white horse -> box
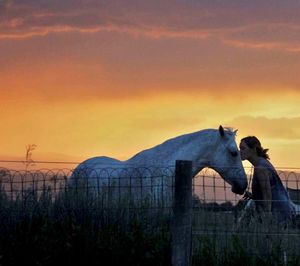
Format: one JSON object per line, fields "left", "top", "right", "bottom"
{"left": 70, "top": 126, "right": 247, "bottom": 202}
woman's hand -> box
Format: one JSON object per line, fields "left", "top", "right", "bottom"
{"left": 243, "top": 191, "right": 252, "bottom": 200}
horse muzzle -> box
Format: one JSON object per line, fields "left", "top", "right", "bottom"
{"left": 231, "top": 185, "right": 246, "bottom": 195}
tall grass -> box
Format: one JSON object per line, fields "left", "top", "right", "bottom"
{"left": 192, "top": 201, "right": 300, "bottom": 266}
{"left": 1, "top": 172, "right": 300, "bottom": 265}
{"left": 0, "top": 180, "right": 171, "bottom": 266}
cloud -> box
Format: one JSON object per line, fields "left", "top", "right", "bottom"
{"left": 228, "top": 116, "right": 300, "bottom": 140}
{"left": 1, "top": 1, "right": 300, "bottom": 102}
{"left": 223, "top": 23, "right": 300, "bottom": 53}
{"left": 1, "top": 0, "right": 300, "bottom": 52}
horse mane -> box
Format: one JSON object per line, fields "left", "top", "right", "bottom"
{"left": 127, "top": 127, "right": 237, "bottom": 163}
{"left": 128, "top": 128, "right": 216, "bottom": 162}
{"left": 223, "top": 127, "right": 237, "bottom": 136}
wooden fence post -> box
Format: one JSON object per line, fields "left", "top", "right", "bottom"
{"left": 172, "top": 160, "right": 193, "bottom": 266}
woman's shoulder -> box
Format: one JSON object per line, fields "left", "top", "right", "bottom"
{"left": 254, "top": 158, "right": 277, "bottom": 177}
{"left": 255, "top": 158, "right": 279, "bottom": 182}
{"left": 256, "top": 158, "right": 274, "bottom": 169}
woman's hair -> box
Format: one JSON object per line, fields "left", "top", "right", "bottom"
{"left": 241, "top": 136, "right": 270, "bottom": 160}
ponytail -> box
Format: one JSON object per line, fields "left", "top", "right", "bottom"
{"left": 241, "top": 136, "right": 270, "bottom": 160}
{"left": 255, "top": 147, "right": 270, "bottom": 160}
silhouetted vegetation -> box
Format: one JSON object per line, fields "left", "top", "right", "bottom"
{"left": 0, "top": 176, "right": 299, "bottom": 265}
{"left": 0, "top": 182, "right": 171, "bottom": 266}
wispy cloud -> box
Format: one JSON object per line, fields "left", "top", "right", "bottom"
{"left": 1, "top": 0, "right": 300, "bottom": 52}
{"left": 223, "top": 23, "right": 300, "bottom": 53}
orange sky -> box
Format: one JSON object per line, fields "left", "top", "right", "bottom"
{"left": 1, "top": 0, "right": 300, "bottom": 169}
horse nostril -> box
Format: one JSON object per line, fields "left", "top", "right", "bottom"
{"left": 230, "top": 151, "right": 238, "bottom": 157}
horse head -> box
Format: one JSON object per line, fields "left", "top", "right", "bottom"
{"left": 208, "top": 125, "right": 247, "bottom": 195}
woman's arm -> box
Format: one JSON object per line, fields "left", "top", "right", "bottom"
{"left": 256, "top": 167, "right": 272, "bottom": 212}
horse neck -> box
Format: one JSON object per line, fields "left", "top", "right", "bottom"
{"left": 193, "top": 134, "right": 219, "bottom": 176}
{"left": 170, "top": 130, "right": 217, "bottom": 169}
{"left": 127, "top": 129, "right": 217, "bottom": 169}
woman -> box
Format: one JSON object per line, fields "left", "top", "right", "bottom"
{"left": 239, "top": 136, "right": 293, "bottom": 222}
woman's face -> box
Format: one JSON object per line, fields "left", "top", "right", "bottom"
{"left": 239, "top": 140, "right": 255, "bottom": 161}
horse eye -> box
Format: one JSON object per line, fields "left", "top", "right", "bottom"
{"left": 230, "top": 151, "right": 238, "bottom": 157}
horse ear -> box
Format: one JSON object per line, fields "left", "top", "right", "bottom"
{"left": 219, "top": 125, "right": 225, "bottom": 137}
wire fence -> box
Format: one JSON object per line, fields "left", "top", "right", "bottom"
{"left": 0, "top": 162, "right": 176, "bottom": 265}
{"left": 192, "top": 167, "right": 300, "bottom": 265}
{"left": 0, "top": 161, "right": 300, "bottom": 265}
{"left": 0, "top": 166, "right": 175, "bottom": 207}
{"left": 1, "top": 164, "right": 299, "bottom": 202}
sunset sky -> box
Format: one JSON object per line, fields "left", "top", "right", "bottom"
{"left": 1, "top": 0, "right": 300, "bottom": 169}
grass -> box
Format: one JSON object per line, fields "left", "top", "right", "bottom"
{"left": 0, "top": 174, "right": 300, "bottom": 265}
{"left": 192, "top": 202, "right": 300, "bottom": 266}
{"left": 0, "top": 182, "right": 171, "bottom": 266}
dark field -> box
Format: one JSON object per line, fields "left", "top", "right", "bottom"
{"left": 0, "top": 168, "right": 300, "bottom": 265}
